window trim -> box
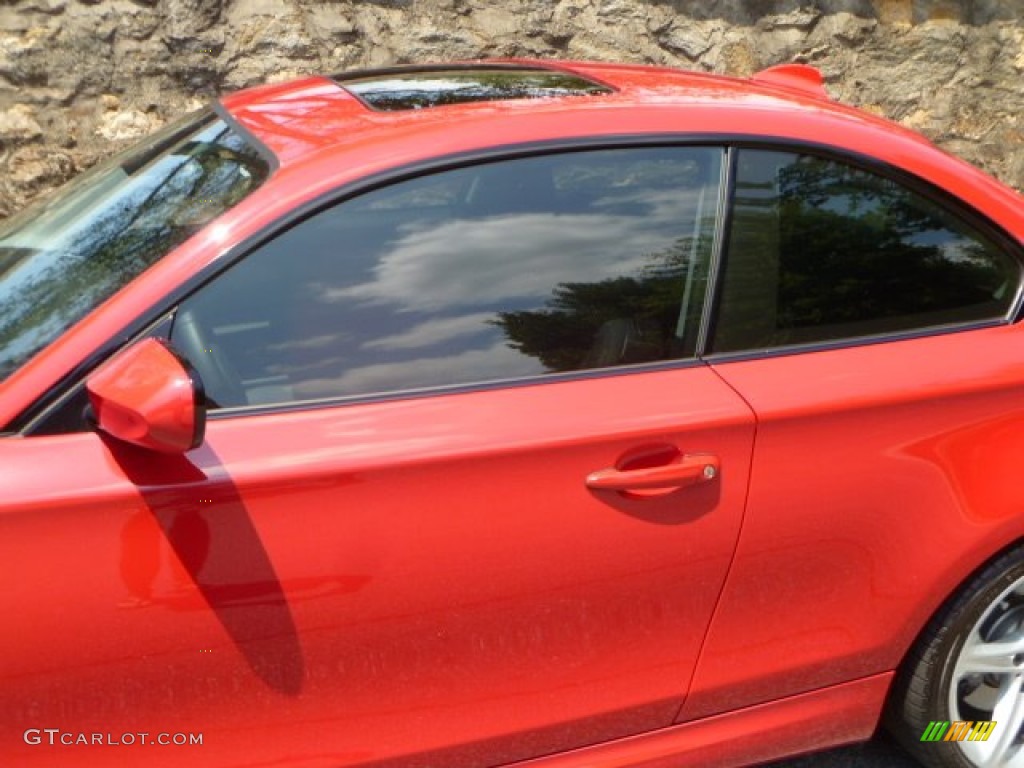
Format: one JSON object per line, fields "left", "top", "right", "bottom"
{"left": 14, "top": 134, "right": 1024, "bottom": 434}
{"left": 211, "top": 101, "right": 280, "bottom": 174}
{"left": 694, "top": 146, "right": 737, "bottom": 357}
{"left": 191, "top": 358, "right": 714, "bottom": 421}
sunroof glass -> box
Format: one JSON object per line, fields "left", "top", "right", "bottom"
{"left": 337, "top": 67, "right": 613, "bottom": 111}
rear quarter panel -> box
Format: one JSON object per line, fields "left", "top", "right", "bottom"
{"left": 682, "top": 323, "right": 1024, "bottom": 719}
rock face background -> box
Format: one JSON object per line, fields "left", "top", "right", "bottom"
{"left": 1, "top": 0, "right": 1023, "bottom": 217}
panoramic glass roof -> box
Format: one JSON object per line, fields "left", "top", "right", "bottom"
{"left": 334, "top": 65, "right": 613, "bottom": 112}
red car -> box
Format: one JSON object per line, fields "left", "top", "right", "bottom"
{"left": 3, "top": 59, "right": 1024, "bottom": 768}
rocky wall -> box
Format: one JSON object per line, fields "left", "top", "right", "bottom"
{"left": 1, "top": 0, "right": 1023, "bottom": 217}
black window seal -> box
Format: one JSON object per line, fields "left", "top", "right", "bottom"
{"left": 694, "top": 146, "right": 737, "bottom": 358}
{"left": 703, "top": 318, "right": 1007, "bottom": 365}
{"left": 211, "top": 100, "right": 280, "bottom": 174}
{"left": 330, "top": 61, "right": 618, "bottom": 92}
{"left": 183, "top": 357, "right": 713, "bottom": 423}
{"left": 12, "top": 133, "right": 1024, "bottom": 434}
{"left": 330, "top": 61, "right": 569, "bottom": 81}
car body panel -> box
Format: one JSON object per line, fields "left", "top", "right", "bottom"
{"left": 682, "top": 323, "right": 1024, "bottom": 721}
{"left": 511, "top": 672, "right": 892, "bottom": 768}
{"left": 0, "top": 365, "right": 755, "bottom": 766}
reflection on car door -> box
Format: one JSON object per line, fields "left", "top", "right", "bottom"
{"left": 0, "top": 369, "right": 755, "bottom": 766}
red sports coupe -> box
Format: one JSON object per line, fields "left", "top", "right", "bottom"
{"left": 3, "top": 59, "right": 1024, "bottom": 768}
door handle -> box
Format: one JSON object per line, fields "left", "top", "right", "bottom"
{"left": 585, "top": 453, "right": 719, "bottom": 492}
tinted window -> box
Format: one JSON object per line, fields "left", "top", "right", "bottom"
{"left": 712, "top": 150, "right": 1020, "bottom": 353}
{"left": 173, "top": 147, "right": 723, "bottom": 408}
{"left": 338, "top": 67, "right": 611, "bottom": 111}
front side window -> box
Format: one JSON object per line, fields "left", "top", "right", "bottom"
{"left": 0, "top": 111, "right": 270, "bottom": 382}
{"left": 711, "top": 150, "right": 1020, "bottom": 353}
{"left": 172, "top": 147, "right": 723, "bottom": 408}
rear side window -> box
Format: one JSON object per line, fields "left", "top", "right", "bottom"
{"left": 173, "top": 147, "right": 723, "bottom": 408}
{"left": 711, "top": 150, "right": 1020, "bottom": 354}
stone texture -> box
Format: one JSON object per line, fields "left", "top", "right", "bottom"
{"left": 0, "top": 103, "right": 41, "bottom": 140}
{"left": 0, "top": 0, "right": 1023, "bottom": 216}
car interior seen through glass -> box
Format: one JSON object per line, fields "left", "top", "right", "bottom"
{"left": 172, "top": 147, "right": 723, "bottom": 409}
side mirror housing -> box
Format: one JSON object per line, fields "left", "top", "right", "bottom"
{"left": 85, "top": 338, "right": 206, "bottom": 454}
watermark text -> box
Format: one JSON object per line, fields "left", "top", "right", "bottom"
{"left": 24, "top": 729, "right": 203, "bottom": 747}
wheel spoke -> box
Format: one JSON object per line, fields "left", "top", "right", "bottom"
{"left": 944, "top": 576, "right": 1024, "bottom": 766}
{"left": 980, "top": 674, "right": 1024, "bottom": 767}
{"left": 957, "top": 637, "right": 1024, "bottom": 677}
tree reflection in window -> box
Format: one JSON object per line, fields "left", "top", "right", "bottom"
{"left": 712, "top": 151, "right": 1018, "bottom": 353}
{"left": 493, "top": 235, "right": 712, "bottom": 372}
{"left": 0, "top": 115, "right": 269, "bottom": 380}
{"left": 173, "top": 147, "right": 722, "bottom": 408}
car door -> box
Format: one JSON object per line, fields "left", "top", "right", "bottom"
{"left": 1, "top": 145, "right": 756, "bottom": 767}
{"left": 681, "top": 147, "right": 1024, "bottom": 722}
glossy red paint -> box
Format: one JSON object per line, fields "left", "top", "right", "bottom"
{"left": 751, "top": 62, "right": 829, "bottom": 99}
{"left": 1, "top": 366, "right": 754, "bottom": 766}
{"left": 4, "top": 59, "right": 1024, "bottom": 768}
{"left": 86, "top": 338, "right": 205, "bottom": 453}
{"left": 511, "top": 673, "right": 893, "bottom": 768}
{"left": 683, "top": 323, "right": 1024, "bottom": 721}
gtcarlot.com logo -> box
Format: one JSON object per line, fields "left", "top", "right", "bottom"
{"left": 920, "top": 720, "right": 997, "bottom": 742}
{"left": 24, "top": 729, "right": 203, "bottom": 747}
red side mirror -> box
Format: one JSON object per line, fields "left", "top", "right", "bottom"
{"left": 85, "top": 338, "right": 206, "bottom": 454}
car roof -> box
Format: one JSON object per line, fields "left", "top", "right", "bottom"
{"left": 219, "top": 58, "right": 932, "bottom": 169}
{"left": 216, "top": 58, "right": 1024, "bottom": 249}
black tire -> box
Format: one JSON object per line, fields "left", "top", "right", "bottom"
{"left": 886, "top": 544, "right": 1024, "bottom": 768}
